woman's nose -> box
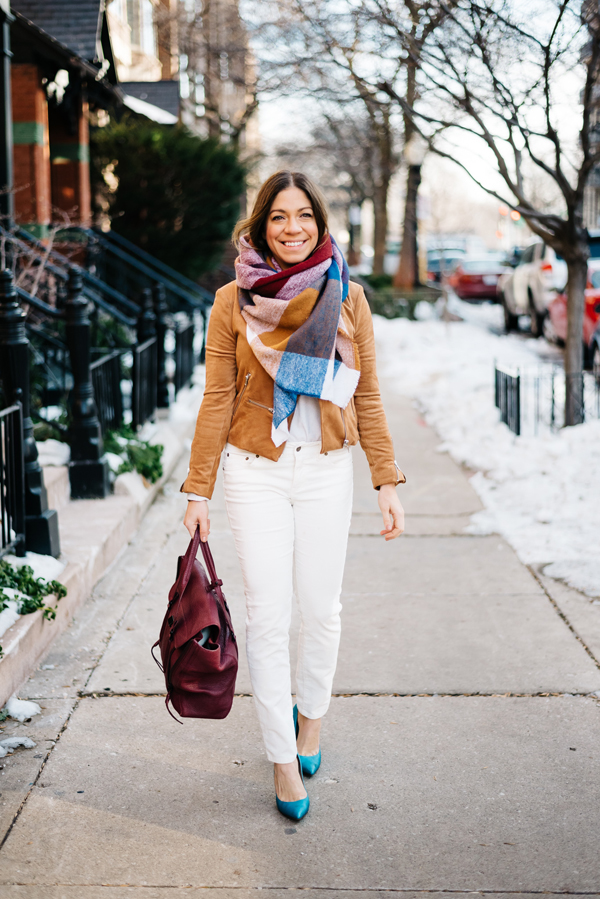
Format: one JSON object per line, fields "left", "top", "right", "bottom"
{"left": 284, "top": 218, "right": 303, "bottom": 234}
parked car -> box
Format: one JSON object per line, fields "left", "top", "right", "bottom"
{"left": 497, "top": 241, "right": 568, "bottom": 336}
{"left": 448, "top": 257, "right": 508, "bottom": 300}
{"left": 503, "top": 246, "right": 524, "bottom": 268}
{"left": 594, "top": 330, "right": 600, "bottom": 382}
{"left": 547, "top": 261, "right": 600, "bottom": 368}
{"left": 426, "top": 249, "right": 466, "bottom": 282}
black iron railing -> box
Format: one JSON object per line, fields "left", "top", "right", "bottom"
{"left": 495, "top": 364, "right": 600, "bottom": 436}
{"left": 56, "top": 226, "right": 211, "bottom": 317}
{"left": 0, "top": 403, "right": 25, "bottom": 558}
{"left": 495, "top": 366, "right": 521, "bottom": 436}
{"left": 132, "top": 337, "right": 157, "bottom": 430}
{"left": 90, "top": 350, "right": 124, "bottom": 435}
{"left": 174, "top": 318, "right": 195, "bottom": 394}
{"left": 27, "top": 325, "right": 72, "bottom": 407}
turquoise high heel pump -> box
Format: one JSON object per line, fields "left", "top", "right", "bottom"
{"left": 293, "top": 704, "right": 322, "bottom": 777}
{"left": 275, "top": 756, "right": 310, "bottom": 821}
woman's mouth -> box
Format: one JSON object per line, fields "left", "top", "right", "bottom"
{"left": 281, "top": 240, "right": 307, "bottom": 248}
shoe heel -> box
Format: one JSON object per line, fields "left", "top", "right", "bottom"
{"left": 293, "top": 704, "right": 321, "bottom": 777}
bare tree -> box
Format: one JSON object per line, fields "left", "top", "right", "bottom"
{"left": 267, "top": 0, "right": 458, "bottom": 285}
{"left": 274, "top": 107, "right": 397, "bottom": 269}
{"left": 158, "top": 0, "right": 258, "bottom": 145}
{"left": 252, "top": 1, "right": 402, "bottom": 275}
{"left": 373, "top": 0, "right": 600, "bottom": 425}
{"left": 314, "top": 105, "right": 397, "bottom": 275}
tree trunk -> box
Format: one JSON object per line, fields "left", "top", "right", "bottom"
{"left": 372, "top": 181, "right": 389, "bottom": 277}
{"left": 394, "top": 54, "right": 418, "bottom": 290}
{"left": 394, "top": 163, "right": 421, "bottom": 289}
{"left": 564, "top": 252, "right": 588, "bottom": 426}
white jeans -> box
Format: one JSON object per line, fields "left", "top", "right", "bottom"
{"left": 223, "top": 441, "right": 353, "bottom": 763}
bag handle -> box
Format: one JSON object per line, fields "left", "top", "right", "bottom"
{"left": 176, "top": 525, "right": 202, "bottom": 597}
{"left": 199, "top": 539, "right": 223, "bottom": 591}
{"left": 176, "top": 527, "right": 223, "bottom": 599}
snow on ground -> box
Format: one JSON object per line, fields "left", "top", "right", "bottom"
{"left": 375, "top": 298, "right": 600, "bottom": 598}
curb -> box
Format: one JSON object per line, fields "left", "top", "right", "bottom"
{"left": 0, "top": 379, "right": 202, "bottom": 707}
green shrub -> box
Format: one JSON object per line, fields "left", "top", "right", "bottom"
{"left": 362, "top": 273, "right": 394, "bottom": 290}
{"left": 91, "top": 119, "right": 246, "bottom": 279}
{"left": 104, "top": 426, "right": 164, "bottom": 484}
{"left": 0, "top": 560, "right": 67, "bottom": 657}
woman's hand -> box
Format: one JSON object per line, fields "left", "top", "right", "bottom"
{"left": 183, "top": 500, "right": 210, "bottom": 542}
{"left": 378, "top": 484, "right": 405, "bottom": 541}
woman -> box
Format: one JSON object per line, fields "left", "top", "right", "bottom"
{"left": 182, "top": 171, "right": 405, "bottom": 821}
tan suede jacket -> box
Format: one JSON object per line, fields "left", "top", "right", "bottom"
{"left": 181, "top": 279, "right": 405, "bottom": 498}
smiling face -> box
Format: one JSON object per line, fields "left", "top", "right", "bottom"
{"left": 264, "top": 187, "right": 320, "bottom": 270}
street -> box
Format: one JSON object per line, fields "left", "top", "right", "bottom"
{"left": 1, "top": 376, "right": 600, "bottom": 894}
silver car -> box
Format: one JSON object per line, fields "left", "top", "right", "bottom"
{"left": 497, "top": 242, "right": 568, "bottom": 336}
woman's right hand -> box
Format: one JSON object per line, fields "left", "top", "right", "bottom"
{"left": 184, "top": 500, "right": 210, "bottom": 542}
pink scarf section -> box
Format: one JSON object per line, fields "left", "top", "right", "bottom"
{"left": 235, "top": 236, "right": 339, "bottom": 299}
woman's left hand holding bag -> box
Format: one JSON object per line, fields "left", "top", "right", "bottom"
{"left": 378, "top": 484, "right": 405, "bottom": 541}
{"left": 184, "top": 500, "right": 210, "bottom": 542}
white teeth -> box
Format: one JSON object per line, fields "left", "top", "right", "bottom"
{"left": 283, "top": 241, "right": 304, "bottom": 247}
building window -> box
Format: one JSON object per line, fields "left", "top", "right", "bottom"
{"left": 140, "top": 0, "right": 156, "bottom": 55}
{"left": 127, "top": 0, "right": 157, "bottom": 55}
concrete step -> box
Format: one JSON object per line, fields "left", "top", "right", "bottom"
{"left": 42, "top": 465, "right": 70, "bottom": 511}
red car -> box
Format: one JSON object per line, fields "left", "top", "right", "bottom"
{"left": 448, "top": 258, "right": 508, "bottom": 300}
{"left": 547, "top": 263, "right": 600, "bottom": 366}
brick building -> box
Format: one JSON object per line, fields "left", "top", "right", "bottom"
{"left": 8, "top": 1, "right": 121, "bottom": 233}
{"left": 6, "top": 0, "right": 180, "bottom": 235}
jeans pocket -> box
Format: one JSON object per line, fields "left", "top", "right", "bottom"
{"left": 223, "top": 447, "right": 259, "bottom": 473}
{"left": 325, "top": 447, "right": 352, "bottom": 466}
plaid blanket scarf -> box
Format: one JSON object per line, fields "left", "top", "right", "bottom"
{"left": 235, "top": 234, "right": 360, "bottom": 447}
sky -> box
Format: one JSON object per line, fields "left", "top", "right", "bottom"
{"left": 251, "top": 1, "right": 588, "bottom": 250}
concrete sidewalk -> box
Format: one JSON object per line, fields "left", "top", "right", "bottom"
{"left": 1, "top": 377, "right": 600, "bottom": 895}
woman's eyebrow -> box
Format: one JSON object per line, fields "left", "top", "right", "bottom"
{"left": 270, "top": 206, "right": 313, "bottom": 214}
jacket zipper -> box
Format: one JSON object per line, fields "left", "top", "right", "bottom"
{"left": 341, "top": 409, "right": 349, "bottom": 447}
{"left": 232, "top": 373, "right": 251, "bottom": 415}
{"left": 248, "top": 398, "right": 274, "bottom": 413}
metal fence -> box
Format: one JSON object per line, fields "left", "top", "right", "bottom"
{"left": 90, "top": 350, "right": 124, "bottom": 435}
{"left": 28, "top": 327, "right": 72, "bottom": 406}
{"left": 174, "top": 318, "right": 195, "bottom": 394}
{"left": 132, "top": 337, "right": 157, "bottom": 430}
{"left": 0, "top": 403, "right": 25, "bottom": 558}
{"left": 495, "top": 367, "right": 521, "bottom": 436}
{"left": 495, "top": 364, "right": 600, "bottom": 436}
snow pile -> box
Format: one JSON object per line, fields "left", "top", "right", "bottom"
{"left": 3, "top": 552, "right": 65, "bottom": 582}
{"left": 0, "top": 737, "right": 37, "bottom": 758}
{"left": 374, "top": 303, "right": 600, "bottom": 597}
{"left": 37, "top": 439, "right": 70, "bottom": 467}
{"left": 3, "top": 696, "right": 42, "bottom": 722}
{"left": 0, "top": 600, "right": 20, "bottom": 639}
{"left": 0, "top": 553, "right": 66, "bottom": 640}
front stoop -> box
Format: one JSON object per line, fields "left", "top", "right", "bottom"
{"left": 0, "top": 382, "right": 201, "bottom": 707}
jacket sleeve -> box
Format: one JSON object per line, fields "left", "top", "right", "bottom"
{"left": 180, "top": 287, "right": 237, "bottom": 498}
{"left": 352, "top": 286, "right": 406, "bottom": 489}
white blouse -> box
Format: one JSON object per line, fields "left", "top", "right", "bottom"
{"left": 187, "top": 394, "right": 322, "bottom": 503}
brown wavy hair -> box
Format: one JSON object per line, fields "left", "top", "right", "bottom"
{"left": 233, "top": 171, "right": 329, "bottom": 256}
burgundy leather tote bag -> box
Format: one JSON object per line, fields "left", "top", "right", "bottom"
{"left": 152, "top": 527, "right": 238, "bottom": 721}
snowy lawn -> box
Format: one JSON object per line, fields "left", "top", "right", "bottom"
{"left": 374, "top": 298, "right": 600, "bottom": 598}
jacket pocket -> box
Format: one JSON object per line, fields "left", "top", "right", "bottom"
{"left": 248, "top": 398, "right": 274, "bottom": 413}
{"left": 232, "top": 373, "right": 251, "bottom": 417}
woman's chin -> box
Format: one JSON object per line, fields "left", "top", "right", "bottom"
{"left": 277, "top": 248, "right": 315, "bottom": 267}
